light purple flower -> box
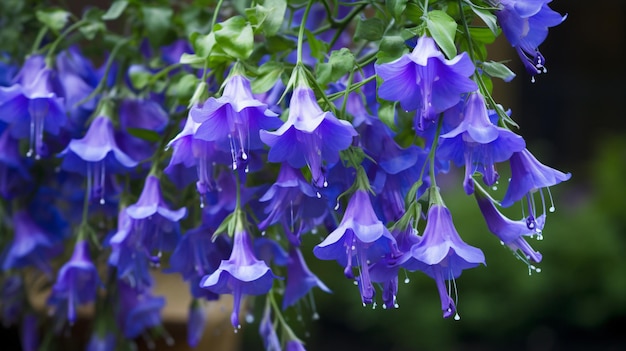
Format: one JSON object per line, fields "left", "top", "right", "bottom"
{"left": 285, "top": 340, "right": 307, "bottom": 351}
{"left": 406, "top": 205, "right": 485, "bottom": 318}
{"left": 116, "top": 281, "right": 165, "bottom": 339}
{"left": 48, "top": 240, "right": 100, "bottom": 324}
{"left": 494, "top": 0, "right": 566, "bottom": 77}
{"left": 314, "top": 190, "right": 397, "bottom": 305}
{"left": 59, "top": 115, "right": 138, "bottom": 204}
{"left": 375, "top": 35, "right": 477, "bottom": 130}
{"left": 200, "top": 226, "right": 276, "bottom": 329}
{"left": 438, "top": 93, "right": 525, "bottom": 194}
{"left": 260, "top": 86, "right": 357, "bottom": 188}
{"left": 191, "top": 74, "right": 281, "bottom": 170}
{"left": 475, "top": 185, "right": 543, "bottom": 264}
{"left": 259, "top": 303, "right": 280, "bottom": 351}
{"left": 283, "top": 248, "right": 330, "bottom": 309}
{"left": 187, "top": 299, "right": 207, "bottom": 347}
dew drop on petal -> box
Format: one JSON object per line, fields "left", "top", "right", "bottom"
{"left": 404, "top": 278, "right": 410, "bottom": 284}
{"left": 549, "top": 206, "right": 555, "bottom": 213}
{"left": 454, "top": 313, "right": 461, "bottom": 321}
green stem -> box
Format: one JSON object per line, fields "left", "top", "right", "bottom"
{"left": 44, "top": 19, "right": 87, "bottom": 60}
{"left": 31, "top": 27, "right": 49, "bottom": 54}
{"left": 457, "top": 0, "right": 475, "bottom": 62}
{"left": 428, "top": 115, "right": 443, "bottom": 189}
{"left": 210, "top": 0, "right": 225, "bottom": 31}
{"left": 296, "top": 0, "right": 315, "bottom": 65}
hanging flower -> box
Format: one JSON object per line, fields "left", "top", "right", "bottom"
{"left": 282, "top": 247, "right": 330, "bottom": 309}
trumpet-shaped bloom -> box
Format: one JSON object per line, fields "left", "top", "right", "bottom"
{"left": 406, "top": 205, "right": 485, "bottom": 318}
{"left": 116, "top": 281, "right": 165, "bottom": 339}
{"left": 283, "top": 248, "right": 330, "bottom": 309}
{"left": 59, "top": 116, "right": 138, "bottom": 204}
{"left": 0, "top": 55, "right": 66, "bottom": 159}
{"left": 0, "top": 128, "right": 31, "bottom": 198}
{"left": 48, "top": 240, "right": 100, "bottom": 324}
{"left": 439, "top": 93, "right": 525, "bottom": 194}
{"left": 191, "top": 74, "right": 281, "bottom": 170}
{"left": 494, "top": 0, "right": 566, "bottom": 77}
{"left": 314, "top": 190, "right": 396, "bottom": 305}
{"left": 375, "top": 35, "right": 477, "bottom": 130}
{"left": 475, "top": 186, "right": 543, "bottom": 264}
{"left": 260, "top": 86, "right": 357, "bottom": 188}
{"left": 200, "top": 228, "right": 276, "bottom": 329}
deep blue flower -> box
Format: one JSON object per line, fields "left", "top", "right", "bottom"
{"left": 314, "top": 190, "right": 397, "bottom": 305}
{"left": 0, "top": 56, "right": 17, "bottom": 87}
{"left": 0, "top": 55, "right": 66, "bottom": 159}
{"left": 405, "top": 204, "right": 485, "bottom": 318}
{"left": 191, "top": 74, "right": 281, "bottom": 170}
{"left": 494, "top": 0, "right": 566, "bottom": 77}
{"left": 438, "top": 93, "right": 525, "bottom": 194}
{"left": 48, "top": 240, "right": 100, "bottom": 324}
{"left": 375, "top": 35, "right": 477, "bottom": 130}
{"left": 200, "top": 225, "right": 276, "bottom": 329}
{"left": 187, "top": 299, "right": 208, "bottom": 347}
{"left": 475, "top": 184, "right": 543, "bottom": 265}
{"left": 283, "top": 247, "right": 330, "bottom": 309}
{"left": 86, "top": 332, "right": 116, "bottom": 351}
{"left": 2, "top": 210, "right": 59, "bottom": 276}
{"left": 59, "top": 115, "right": 138, "bottom": 204}
{"left": 116, "top": 281, "right": 165, "bottom": 339}
{"left": 260, "top": 85, "right": 357, "bottom": 188}
{"left": 285, "top": 340, "right": 307, "bottom": 351}
{"left": 108, "top": 211, "right": 153, "bottom": 289}
{"left": 259, "top": 303, "right": 281, "bottom": 351}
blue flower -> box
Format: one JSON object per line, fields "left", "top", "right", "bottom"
{"left": 406, "top": 204, "right": 485, "bottom": 318}
{"left": 48, "top": 240, "right": 100, "bottom": 324}
{"left": 283, "top": 247, "right": 330, "bottom": 309}
{"left": 191, "top": 74, "right": 281, "bottom": 170}
{"left": 200, "top": 225, "right": 276, "bottom": 329}
{"left": 187, "top": 299, "right": 208, "bottom": 347}
{"left": 116, "top": 281, "right": 165, "bottom": 339}
{"left": 375, "top": 35, "right": 477, "bottom": 130}
{"left": 438, "top": 93, "right": 525, "bottom": 194}
{"left": 59, "top": 115, "right": 138, "bottom": 204}
{"left": 0, "top": 128, "right": 31, "bottom": 199}
{"left": 494, "top": 0, "right": 566, "bottom": 77}
{"left": 314, "top": 190, "right": 396, "bottom": 305}
{"left": 474, "top": 184, "right": 543, "bottom": 265}
{"left": 259, "top": 303, "right": 281, "bottom": 351}
{"left": 260, "top": 85, "right": 357, "bottom": 188}
{"left": 0, "top": 55, "right": 66, "bottom": 159}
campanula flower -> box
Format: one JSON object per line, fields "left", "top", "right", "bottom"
{"left": 406, "top": 203, "right": 485, "bottom": 318}
{"left": 0, "top": 128, "right": 31, "bottom": 198}
{"left": 0, "top": 55, "right": 66, "bottom": 159}
{"left": 187, "top": 299, "right": 208, "bottom": 347}
{"left": 116, "top": 281, "right": 165, "bottom": 339}
{"left": 48, "top": 240, "right": 100, "bottom": 324}
{"left": 200, "top": 221, "right": 276, "bottom": 329}
{"left": 375, "top": 35, "right": 477, "bottom": 130}
{"left": 191, "top": 74, "right": 281, "bottom": 170}
{"left": 493, "top": 0, "right": 566, "bottom": 77}
{"left": 438, "top": 93, "right": 525, "bottom": 194}
{"left": 259, "top": 303, "right": 281, "bottom": 351}
{"left": 283, "top": 248, "right": 330, "bottom": 309}
{"left": 260, "top": 85, "right": 357, "bottom": 188}
{"left": 59, "top": 115, "right": 138, "bottom": 204}
{"left": 314, "top": 190, "right": 397, "bottom": 305}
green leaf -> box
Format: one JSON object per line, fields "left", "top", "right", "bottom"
{"left": 315, "top": 48, "right": 355, "bottom": 85}
{"left": 179, "top": 52, "right": 205, "bottom": 65}
{"left": 265, "top": 35, "right": 297, "bottom": 54}
{"left": 142, "top": 6, "right": 173, "bottom": 46}
{"left": 482, "top": 61, "right": 516, "bottom": 82}
{"left": 102, "top": 0, "right": 128, "bottom": 21}
{"left": 377, "top": 101, "right": 397, "bottom": 131}
{"left": 167, "top": 73, "right": 199, "bottom": 99}
{"left": 257, "top": 0, "right": 287, "bottom": 37}
{"left": 36, "top": 9, "right": 70, "bottom": 33}
{"left": 354, "top": 17, "right": 385, "bottom": 41}
{"left": 126, "top": 128, "right": 161, "bottom": 142}
{"left": 190, "top": 31, "right": 216, "bottom": 58}
{"left": 214, "top": 16, "right": 254, "bottom": 60}
{"left": 469, "top": 27, "right": 497, "bottom": 44}
{"left": 467, "top": 4, "right": 498, "bottom": 35}
{"left": 251, "top": 61, "right": 283, "bottom": 94}
{"left": 79, "top": 20, "right": 105, "bottom": 40}
{"left": 386, "top": 0, "right": 408, "bottom": 21}
{"left": 305, "top": 29, "right": 328, "bottom": 62}
{"left": 377, "top": 35, "right": 407, "bottom": 62}
{"left": 426, "top": 10, "right": 458, "bottom": 59}
{"left": 129, "top": 69, "right": 151, "bottom": 90}
{"left": 405, "top": 2, "right": 424, "bottom": 23}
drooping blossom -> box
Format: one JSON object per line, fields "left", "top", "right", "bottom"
{"left": 375, "top": 35, "right": 477, "bottom": 130}
{"left": 405, "top": 204, "right": 485, "bottom": 318}
{"left": 285, "top": 340, "right": 307, "bottom": 351}
{"left": 0, "top": 55, "right": 66, "bottom": 159}
{"left": 259, "top": 303, "right": 281, "bottom": 351}
{"left": 191, "top": 74, "right": 281, "bottom": 171}
{"left": 314, "top": 190, "right": 397, "bottom": 305}
{"left": 474, "top": 183, "right": 543, "bottom": 265}
{"left": 260, "top": 84, "right": 357, "bottom": 188}
{"left": 283, "top": 248, "right": 330, "bottom": 310}
{"left": 59, "top": 115, "right": 138, "bottom": 204}
{"left": 0, "top": 128, "right": 31, "bottom": 198}
{"left": 187, "top": 299, "right": 208, "bottom": 347}
{"left": 48, "top": 240, "right": 100, "bottom": 324}
{"left": 115, "top": 281, "right": 165, "bottom": 339}
{"left": 116, "top": 98, "right": 170, "bottom": 163}
{"left": 200, "top": 218, "right": 276, "bottom": 329}
{"left": 493, "top": 0, "right": 566, "bottom": 77}
{"left": 108, "top": 210, "right": 153, "bottom": 290}
{"left": 438, "top": 92, "right": 525, "bottom": 194}
{"left": 500, "top": 148, "right": 571, "bottom": 230}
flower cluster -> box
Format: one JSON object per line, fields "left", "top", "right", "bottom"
{"left": 0, "top": 1, "right": 568, "bottom": 350}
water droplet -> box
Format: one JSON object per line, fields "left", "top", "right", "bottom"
{"left": 549, "top": 206, "right": 555, "bottom": 213}
{"left": 404, "top": 278, "right": 410, "bottom": 284}
{"left": 323, "top": 180, "right": 328, "bottom": 188}
{"left": 241, "top": 152, "right": 248, "bottom": 160}
{"left": 372, "top": 302, "right": 377, "bottom": 309}
{"left": 353, "top": 281, "right": 358, "bottom": 286}
{"left": 537, "top": 234, "right": 543, "bottom": 241}
{"left": 100, "top": 198, "right": 105, "bottom": 205}
{"left": 316, "top": 192, "right": 321, "bottom": 199}
{"left": 245, "top": 314, "right": 254, "bottom": 323}
{"left": 536, "top": 268, "right": 542, "bottom": 273}
{"left": 454, "top": 313, "right": 461, "bottom": 321}
{"left": 492, "top": 186, "right": 498, "bottom": 191}
{"left": 261, "top": 231, "right": 266, "bottom": 236}
{"left": 531, "top": 76, "right": 536, "bottom": 83}
{"left": 382, "top": 304, "right": 387, "bottom": 309}
{"left": 312, "top": 312, "right": 320, "bottom": 320}
{"left": 394, "top": 303, "right": 399, "bottom": 309}
{"left": 334, "top": 202, "right": 340, "bottom": 211}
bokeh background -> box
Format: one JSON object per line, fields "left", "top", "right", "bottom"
{"left": 2, "top": 1, "right": 625, "bottom": 350}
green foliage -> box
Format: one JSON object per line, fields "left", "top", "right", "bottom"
{"left": 35, "top": 8, "right": 70, "bottom": 33}
{"left": 426, "top": 10, "right": 458, "bottom": 59}
{"left": 213, "top": 16, "right": 254, "bottom": 60}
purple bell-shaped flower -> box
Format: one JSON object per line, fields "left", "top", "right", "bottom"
{"left": 282, "top": 247, "right": 330, "bottom": 309}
